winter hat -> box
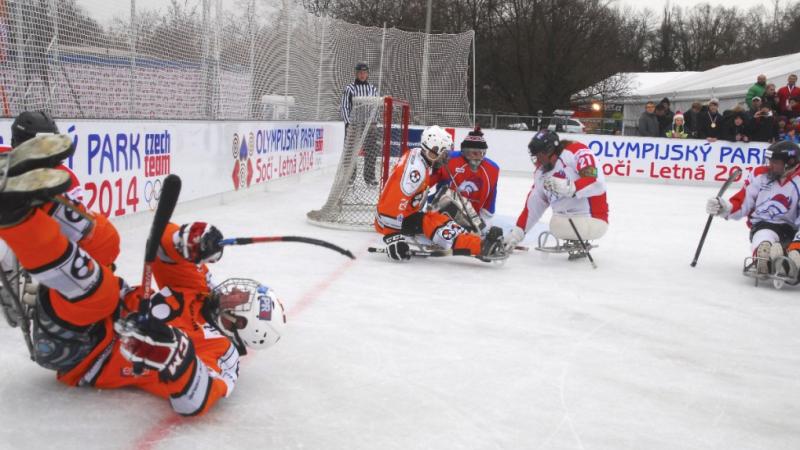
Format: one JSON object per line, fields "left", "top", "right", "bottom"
{"left": 673, "top": 111, "right": 684, "bottom": 123}
{"left": 461, "top": 126, "right": 487, "bottom": 150}
{"left": 752, "top": 96, "right": 762, "bottom": 102}
{"left": 709, "top": 98, "right": 720, "bottom": 106}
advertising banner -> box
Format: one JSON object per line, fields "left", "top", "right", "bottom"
{"left": 0, "top": 119, "right": 344, "bottom": 218}
{"left": 450, "top": 128, "right": 770, "bottom": 184}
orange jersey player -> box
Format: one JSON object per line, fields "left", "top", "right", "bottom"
{"left": 374, "top": 125, "right": 506, "bottom": 262}
{"left": 0, "top": 151, "right": 281, "bottom": 416}
{"left": 9, "top": 111, "right": 120, "bottom": 267}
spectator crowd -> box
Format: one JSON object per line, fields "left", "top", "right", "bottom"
{"left": 637, "top": 73, "right": 800, "bottom": 143}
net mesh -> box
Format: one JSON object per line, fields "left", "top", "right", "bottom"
{"left": 0, "top": 0, "right": 473, "bottom": 126}
{"left": 307, "top": 96, "right": 409, "bottom": 230}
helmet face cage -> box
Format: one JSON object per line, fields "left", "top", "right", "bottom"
{"left": 420, "top": 126, "right": 453, "bottom": 165}
{"left": 462, "top": 148, "right": 486, "bottom": 169}
{"left": 765, "top": 142, "right": 799, "bottom": 180}
{"left": 528, "top": 130, "right": 560, "bottom": 171}
{"left": 212, "top": 278, "right": 285, "bottom": 350}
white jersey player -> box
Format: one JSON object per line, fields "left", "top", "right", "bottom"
{"left": 506, "top": 130, "right": 609, "bottom": 250}
{"left": 707, "top": 140, "right": 800, "bottom": 274}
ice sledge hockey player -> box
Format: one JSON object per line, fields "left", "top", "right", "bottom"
{"left": 4, "top": 111, "right": 120, "bottom": 267}
{"left": 706, "top": 141, "right": 800, "bottom": 279}
{"left": 0, "top": 143, "right": 283, "bottom": 416}
{"left": 429, "top": 126, "right": 499, "bottom": 235}
{"left": 505, "top": 130, "right": 609, "bottom": 259}
{"left": 152, "top": 220, "right": 285, "bottom": 355}
{"left": 374, "top": 125, "right": 507, "bottom": 261}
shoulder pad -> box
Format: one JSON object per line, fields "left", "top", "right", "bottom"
{"left": 563, "top": 141, "right": 589, "bottom": 154}
{"left": 753, "top": 166, "right": 770, "bottom": 177}
{"left": 400, "top": 149, "right": 428, "bottom": 196}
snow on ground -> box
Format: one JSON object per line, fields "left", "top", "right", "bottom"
{"left": 1, "top": 173, "right": 799, "bottom": 450}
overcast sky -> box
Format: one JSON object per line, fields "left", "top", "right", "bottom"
{"left": 75, "top": 0, "right": 782, "bottom": 25}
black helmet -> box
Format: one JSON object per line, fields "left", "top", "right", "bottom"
{"left": 354, "top": 62, "right": 369, "bottom": 72}
{"left": 765, "top": 140, "right": 800, "bottom": 180}
{"left": 528, "top": 130, "right": 562, "bottom": 171}
{"left": 11, "top": 111, "right": 59, "bottom": 147}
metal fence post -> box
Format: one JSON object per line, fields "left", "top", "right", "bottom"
{"left": 284, "top": 1, "right": 291, "bottom": 120}
{"left": 129, "top": 0, "right": 136, "bottom": 118}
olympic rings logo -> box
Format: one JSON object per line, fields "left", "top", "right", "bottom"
{"left": 144, "top": 178, "right": 162, "bottom": 209}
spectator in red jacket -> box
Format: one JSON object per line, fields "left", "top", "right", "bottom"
{"left": 777, "top": 74, "right": 800, "bottom": 115}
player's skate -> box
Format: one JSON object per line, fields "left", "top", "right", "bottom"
{"left": 478, "top": 226, "right": 509, "bottom": 263}
{"left": 742, "top": 242, "right": 799, "bottom": 288}
{"left": 0, "top": 168, "right": 72, "bottom": 225}
{"left": 535, "top": 231, "right": 596, "bottom": 260}
{"left": 0, "top": 134, "right": 74, "bottom": 185}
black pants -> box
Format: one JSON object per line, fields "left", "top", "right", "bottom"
{"left": 345, "top": 123, "right": 380, "bottom": 184}
{"left": 750, "top": 221, "right": 796, "bottom": 245}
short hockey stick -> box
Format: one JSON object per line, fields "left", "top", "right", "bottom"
{"left": 690, "top": 168, "right": 742, "bottom": 267}
{"left": 0, "top": 263, "right": 35, "bottom": 361}
{"left": 220, "top": 236, "right": 355, "bottom": 260}
{"left": 441, "top": 163, "right": 486, "bottom": 234}
{"left": 368, "top": 246, "right": 474, "bottom": 258}
{"left": 125, "top": 174, "right": 181, "bottom": 375}
{"left": 568, "top": 218, "right": 597, "bottom": 269}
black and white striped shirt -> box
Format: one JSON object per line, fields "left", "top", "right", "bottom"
{"left": 340, "top": 80, "right": 379, "bottom": 124}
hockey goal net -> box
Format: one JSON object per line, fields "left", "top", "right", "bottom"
{"left": 307, "top": 96, "right": 410, "bottom": 230}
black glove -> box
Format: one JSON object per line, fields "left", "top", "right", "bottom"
{"left": 114, "top": 312, "right": 196, "bottom": 381}
{"left": 383, "top": 233, "right": 411, "bottom": 261}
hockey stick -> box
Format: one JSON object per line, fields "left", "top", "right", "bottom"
{"left": 368, "top": 246, "right": 471, "bottom": 258}
{"left": 690, "top": 168, "right": 742, "bottom": 267}
{"left": 219, "top": 236, "right": 355, "bottom": 260}
{"left": 0, "top": 262, "right": 35, "bottom": 361}
{"left": 568, "top": 218, "right": 597, "bottom": 269}
{"left": 141, "top": 174, "right": 182, "bottom": 302}
{"left": 440, "top": 163, "right": 486, "bottom": 234}
{"left": 130, "top": 174, "right": 180, "bottom": 375}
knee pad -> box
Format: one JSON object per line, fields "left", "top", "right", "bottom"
{"left": 430, "top": 220, "right": 465, "bottom": 250}
{"left": 32, "top": 287, "right": 102, "bottom": 372}
{"left": 47, "top": 200, "right": 94, "bottom": 244}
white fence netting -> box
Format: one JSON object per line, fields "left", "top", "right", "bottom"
{"left": 2, "top": 0, "right": 473, "bottom": 126}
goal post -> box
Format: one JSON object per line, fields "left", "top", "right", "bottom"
{"left": 307, "top": 96, "right": 410, "bottom": 230}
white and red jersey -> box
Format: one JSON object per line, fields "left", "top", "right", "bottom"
{"left": 515, "top": 142, "right": 608, "bottom": 233}
{"left": 725, "top": 166, "right": 800, "bottom": 228}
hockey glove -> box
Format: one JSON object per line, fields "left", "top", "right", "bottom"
{"left": 178, "top": 222, "right": 224, "bottom": 264}
{"left": 705, "top": 197, "right": 732, "bottom": 216}
{"left": 115, "top": 312, "right": 196, "bottom": 381}
{"left": 505, "top": 226, "right": 525, "bottom": 251}
{"left": 383, "top": 233, "right": 411, "bottom": 261}
{"left": 543, "top": 176, "right": 576, "bottom": 198}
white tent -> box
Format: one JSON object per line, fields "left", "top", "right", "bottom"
{"left": 616, "top": 51, "right": 800, "bottom": 132}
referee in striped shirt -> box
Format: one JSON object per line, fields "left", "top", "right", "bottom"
{"left": 341, "top": 62, "right": 380, "bottom": 185}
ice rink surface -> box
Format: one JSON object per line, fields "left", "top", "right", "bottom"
{"left": 1, "top": 173, "right": 799, "bottom": 450}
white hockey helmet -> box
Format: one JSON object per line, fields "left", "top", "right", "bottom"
{"left": 212, "top": 278, "right": 287, "bottom": 350}
{"left": 420, "top": 125, "right": 453, "bottom": 165}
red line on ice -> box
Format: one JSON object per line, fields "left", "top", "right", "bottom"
{"left": 132, "top": 249, "right": 361, "bottom": 450}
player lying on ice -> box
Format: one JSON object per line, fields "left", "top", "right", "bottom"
{"left": 706, "top": 141, "right": 800, "bottom": 285}
{"left": 373, "top": 125, "right": 507, "bottom": 262}
{"left": 505, "top": 130, "right": 609, "bottom": 260}
{"left": 427, "top": 126, "right": 499, "bottom": 236}
{"left": 0, "top": 138, "right": 284, "bottom": 416}
{"left": 1, "top": 111, "right": 121, "bottom": 269}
